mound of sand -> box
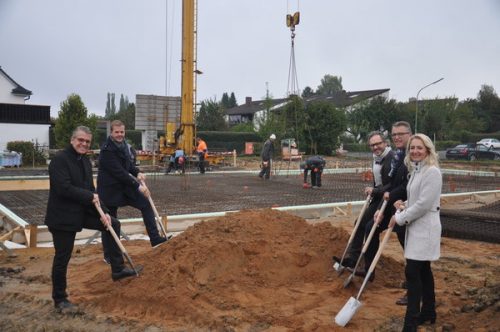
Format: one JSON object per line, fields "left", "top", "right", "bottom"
{"left": 71, "top": 209, "right": 403, "bottom": 331}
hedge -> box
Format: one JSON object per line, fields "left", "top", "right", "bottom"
{"left": 6, "top": 141, "right": 46, "bottom": 166}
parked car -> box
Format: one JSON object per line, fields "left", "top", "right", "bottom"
{"left": 476, "top": 138, "right": 500, "bottom": 149}
{"left": 446, "top": 143, "right": 500, "bottom": 161}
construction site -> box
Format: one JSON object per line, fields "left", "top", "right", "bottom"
{"left": 1, "top": 0, "right": 499, "bottom": 331}
{"left": 0, "top": 157, "right": 499, "bottom": 331}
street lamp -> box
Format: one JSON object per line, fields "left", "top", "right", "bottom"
{"left": 415, "top": 77, "right": 444, "bottom": 133}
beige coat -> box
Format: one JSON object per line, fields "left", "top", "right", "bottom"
{"left": 395, "top": 163, "right": 441, "bottom": 261}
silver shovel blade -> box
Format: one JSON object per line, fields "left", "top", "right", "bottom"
{"left": 334, "top": 296, "right": 362, "bottom": 327}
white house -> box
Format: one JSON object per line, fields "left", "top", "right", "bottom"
{"left": 0, "top": 66, "right": 51, "bottom": 151}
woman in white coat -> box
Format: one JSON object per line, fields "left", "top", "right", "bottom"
{"left": 389, "top": 134, "right": 441, "bottom": 332}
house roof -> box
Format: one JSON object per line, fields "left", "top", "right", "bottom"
{"left": 225, "top": 98, "right": 289, "bottom": 115}
{"left": 225, "top": 89, "right": 390, "bottom": 116}
{"left": 0, "top": 66, "right": 32, "bottom": 97}
{"left": 303, "top": 89, "right": 390, "bottom": 107}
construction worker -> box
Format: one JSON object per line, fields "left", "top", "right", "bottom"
{"left": 165, "top": 148, "right": 185, "bottom": 174}
{"left": 301, "top": 155, "right": 326, "bottom": 188}
{"left": 258, "top": 134, "right": 276, "bottom": 179}
{"left": 196, "top": 137, "right": 208, "bottom": 174}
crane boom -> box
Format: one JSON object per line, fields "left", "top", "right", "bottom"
{"left": 180, "top": 0, "right": 196, "bottom": 155}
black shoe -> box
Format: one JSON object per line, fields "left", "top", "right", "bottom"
{"left": 396, "top": 294, "right": 408, "bottom": 305}
{"left": 55, "top": 300, "right": 79, "bottom": 314}
{"left": 151, "top": 235, "right": 172, "bottom": 248}
{"left": 112, "top": 267, "right": 139, "bottom": 281}
{"left": 354, "top": 270, "right": 375, "bottom": 282}
{"left": 103, "top": 256, "right": 111, "bottom": 265}
{"left": 417, "top": 312, "right": 436, "bottom": 325}
{"left": 332, "top": 255, "right": 356, "bottom": 268}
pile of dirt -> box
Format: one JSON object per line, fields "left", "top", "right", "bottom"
{"left": 71, "top": 209, "right": 402, "bottom": 331}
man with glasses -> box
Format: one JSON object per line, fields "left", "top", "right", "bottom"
{"left": 45, "top": 126, "right": 137, "bottom": 313}
{"left": 359, "top": 121, "right": 412, "bottom": 304}
{"left": 332, "top": 131, "right": 393, "bottom": 268}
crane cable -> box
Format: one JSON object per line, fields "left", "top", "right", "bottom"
{"left": 286, "top": 1, "right": 301, "bottom": 155}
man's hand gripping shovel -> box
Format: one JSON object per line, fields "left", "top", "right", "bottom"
{"left": 333, "top": 194, "right": 371, "bottom": 275}
{"left": 94, "top": 200, "right": 141, "bottom": 276}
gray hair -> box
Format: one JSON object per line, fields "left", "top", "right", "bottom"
{"left": 392, "top": 121, "right": 412, "bottom": 135}
{"left": 367, "top": 131, "right": 386, "bottom": 143}
{"left": 71, "top": 126, "right": 92, "bottom": 138}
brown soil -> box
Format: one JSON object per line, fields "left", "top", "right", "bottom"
{"left": 1, "top": 209, "right": 499, "bottom": 332}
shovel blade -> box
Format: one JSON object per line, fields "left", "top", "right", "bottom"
{"left": 343, "top": 273, "right": 354, "bottom": 288}
{"left": 333, "top": 262, "right": 346, "bottom": 276}
{"left": 334, "top": 296, "right": 362, "bottom": 327}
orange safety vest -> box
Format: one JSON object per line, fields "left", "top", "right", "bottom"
{"left": 197, "top": 139, "right": 208, "bottom": 157}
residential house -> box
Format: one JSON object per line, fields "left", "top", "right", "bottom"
{"left": 225, "top": 89, "right": 390, "bottom": 129}
{"left": 0, "top": 66, "right": 51, "bottom": 151}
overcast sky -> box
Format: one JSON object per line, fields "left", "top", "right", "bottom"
{"left": 1, "top": 0, "right": 499, "bottom": 117}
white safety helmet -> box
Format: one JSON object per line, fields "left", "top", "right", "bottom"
{"left": 270, "top": 134, "right": 276, "bottom": 140}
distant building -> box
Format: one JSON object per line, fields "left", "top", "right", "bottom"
{"left": 225, "top": 89, "right": 390, "bottom": 129}
{"left": 0, "top": 66, "right": 51, "bottom": 151}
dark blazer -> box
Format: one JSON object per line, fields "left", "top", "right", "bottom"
{"left": 379, "top": 150, "right": 409, "bottom": 217}
{"left": 371, "top": 150, "right": 394, "bottom": 200}
{"left": 45, "top": 146, "right": 97, "bottom": 232}
{"left": 261, "top": 139, "right": 274, "bottom": 161}
{"left": 97, "top": 136, "right": 141, "bottom": 207}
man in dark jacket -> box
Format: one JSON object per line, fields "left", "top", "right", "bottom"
{"left": 97, "top": 120, "right": 167, "bottom": 248}
{"left": 332, "top": 131, "right": 393, "bottom": 268}
{"left": 361, "top": 122, "right": 411, "bottom": 304}
{"left": 258, "top": 133, "right": 276, "bottom": 179}
{"left": 301, "top": 155, "right": 326, "bottom": 188}
{"left": 45, "top": 126, "right": 137, "bottom": 313}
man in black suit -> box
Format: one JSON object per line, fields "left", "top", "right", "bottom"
{"left": 333, "top": 131, "right": 393, "bottom": 268}
{"left": 97, "top": 120, "right": 167, "bottom": 248}
{"left": 45, "top": 126, "right": 137, "bottom": 313}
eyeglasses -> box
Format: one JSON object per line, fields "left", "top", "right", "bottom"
{"left": 75, "top": 137, "right": 91, "bottom": 144}
{"left": 391, "top": 132, "right": 410, "bottom": 138}
{"left": 369, "top": 141, "right": 384, "bottom": 148}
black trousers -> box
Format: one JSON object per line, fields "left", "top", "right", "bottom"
{"left": 363, "top": 213, "right": 406, "bottom": 272}
{"left": 108, "top": 193, "right": 162, "bottom": 245}
{"left": 259, "top": 160, "right": 271, "bottom": 179}
{"left": 198, "top": 152, "right": 205, "bottom": 174}
{"left": 49, "top": 214, "right": 124, "bottom": 304}
{"left": 345, "top": 198, "right": 380, "bottom": 260}
{"left": 405, "top": 259, "right": 436, "bottom": 325}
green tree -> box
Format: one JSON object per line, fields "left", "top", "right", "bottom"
{"left": 447, "top": 99, "right": 485, "bottom": 141}
{"left": 301, "top": 86, "right": 315, "bottom": 97}
{"left": 419, "top": 98, "right": 458, "bottom": 140}
{"left": 196, "top": 99, "right": 227, "bottom": 131}
{"left": 230, "top": 122, "right": 255, "bottom": 133}
{"left": 119, "top": 94, "right": 129, "bottom": 113}
{"left": 316, "top": 74, "right": 343, "bottom": 95}
{"left": 302, "top": 100, "right": 347, "bottom": 154}
{"left": 105, "top": 92, "right": 116, "bottom": 118}
{"left": 229, "top": 92, "right": 237, "bottom": 108}
{"left": 347, "top": 97, "right": 401, "bottom": 141}
{"left": 476, "top": 85, "right": 500, "bottom": 132}
{"left": 54, "top": 94, "right": 97, "bottom": 148}
{"left": 221, "top": 93, "right": 230, "bottom": 109}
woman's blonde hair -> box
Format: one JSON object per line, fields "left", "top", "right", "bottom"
{"left": 404, "top": 133, "right": 439, "bottom": 170}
